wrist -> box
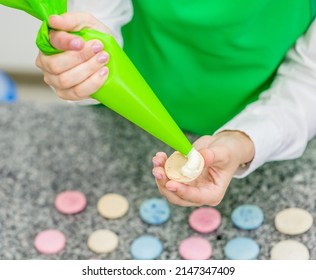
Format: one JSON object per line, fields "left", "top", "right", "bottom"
{"left": 216, "top": 130, "right": 255, "bottom": 166}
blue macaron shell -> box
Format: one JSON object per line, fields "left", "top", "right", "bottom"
{"left": 139, "top": 198, "right": 170, "bottom": 225}
{"left": 130, "top": 235, "right": 163, "bottom": 260}
{"left": 231, "top": 204, "right": 264, "bottom": 230}
{"left": 224, "top": 237, "right": 260, "bottom": 260}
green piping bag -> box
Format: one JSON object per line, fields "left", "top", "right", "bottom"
{"left": 0, "top": 0, "right": 192, "bottom": 155}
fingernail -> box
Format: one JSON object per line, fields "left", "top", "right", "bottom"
{"left": 99, "top": 67, "right": 108, "bottom": 77}
{"left": 70, "top": 39, "right": 81, "bottom": 50}
{"left": 49, "top": 15, "right": 61, "bottom": 20}
{"left": 92, "top": 43, "right": 103, "bottom": 53}
{"left": 97, "top": 53, "right": 108, "bottom": 64}
{"left": 166, "top": 186, "right": 177, "bottom": 192}
{"left": 152, "top": 159, "right": 159, "bottom": 167}
{"left": 152, "top": 171, "right": 163, "bottom": 180}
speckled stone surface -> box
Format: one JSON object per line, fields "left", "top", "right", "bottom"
{"left": 0, "top": 102, "right": 315, "bottom": 260}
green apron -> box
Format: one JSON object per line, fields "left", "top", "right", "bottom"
{"left": 122, "top": 0, "right": 314, "bottom": 135}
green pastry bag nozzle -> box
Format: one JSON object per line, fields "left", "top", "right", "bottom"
{"left": 0, "top": 0, "right": 193, "bottom": 155}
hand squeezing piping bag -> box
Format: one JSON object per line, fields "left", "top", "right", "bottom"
{"left": 0, "top": 0, "right": 192, "bottom": 156}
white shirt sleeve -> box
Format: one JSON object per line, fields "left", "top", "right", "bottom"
{"left": 66, "top": 0, "right": 133, "bottom": 105}
{"left": 216, "top": 19, "right": 316, "bottom": 178}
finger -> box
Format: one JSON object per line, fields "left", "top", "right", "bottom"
{"left": 54, "top": 66, "right": 108, "bottom": 100}
{"left": 198, "top": 148, "right": 215, "bottom": 167}
{"left": 156, "top": 152, "right": 168, "bottom": 159}
{"left": 37, "top": 40, "right": 105, "bottom": 74}
{"left": 44, "top": 51, "right": 109, "bottom": 90}
{"left": 167, "top": 181, "right": 223, "bottom": 206}
{"left": 49, "top": 13, "right": 99, "bottom": 32}
{"left": 152, "top": 166, "right": 168, "bottom": 182}
{"left": 49, "top": 30, "right": 84, "bottom": 51}
{"left": 162, "top": 191, "right": 197, "bottom": 207}
{"left": 193, "top": 135, "right": 214, "bottom": 150}
{"left": 153, "top": 166, "right": 171, "bottom": 196}
{"left": 152, "top": 152, "right": 168, "bottom": 167}
{"left": 49, "top": 13, "right": 113, "bottom": 35}
{"left": 157, "top": 181, "right": 197, "bottom": 207}
{"left": 152, "top": 165, "right": 170, "bottom": 196}
{"left": 204, "top": 145, "right": 231, "bottom": 169}
{"left": 153, "top": 167, "right": 197, "bottom": 207}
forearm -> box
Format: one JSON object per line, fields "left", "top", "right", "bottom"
{"left": 216, "top": 19, "right": 316, "bottom": 178}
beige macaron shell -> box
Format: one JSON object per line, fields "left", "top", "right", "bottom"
{"left": 270, "top": 240, "right": 309, "bottom": 260}
{"left": 97, "top": 193, "right": 129, "bottom": 219}
{"left": 165, "top": 151, "right": 204, "bottom": 183}
{"left": 274, "top": 208, "right": 313, "bottom": 235}
{"left": 87, "top": 229, "right": 119, "bottom": 254}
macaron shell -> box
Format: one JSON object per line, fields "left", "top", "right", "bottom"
{"left": 189, "top": 207, "right": 221, "bottom": 233}
{"left": 165, "top": 151, "right": 204, "bottom": 183}
{"left": 139, "top": 198, "right": 170, "bottom": 225}
{"left": 97, "top": 193, "right": 129, "bottom": 219}
{"left": 130, "top": 235, "right": 163, "bottom": 260}
{"left": 34, "top": 229, "right": 66, "bottom": 255}
{"left": 274, "top": 207, "right": 313, "bottom": 235}
{"left": 54, "top": 190, "right": 87, "bottom": 214}
{"left": 270, "top": 240, "right": 310, "bottom": 260}
{"left": 87, "top": 229, "right": 119, "bottom": 254}
{"left": 178, "top": 236, "right": 212, "bottom": 260}
{"left": 231, "top": 204, "right": 264, "bottom": 230}
{"left": 224, "top": 237, "right": 260, "bottom": 260}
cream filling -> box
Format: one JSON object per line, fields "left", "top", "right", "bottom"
{"left": 181, "top": 148, "right": 202, "bottom": 178}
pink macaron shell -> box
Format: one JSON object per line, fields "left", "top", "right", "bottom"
{"left": 34, "top": 229, "right": 66, "bottom": 255}
{"left": 54, "top": 190, "right": 87, "bottom": 214}
{"left": 189, "top": 207, "right": 221, "bottom": 233}
{"left": 179, "top": 236, "right": 212, "bottom": 260}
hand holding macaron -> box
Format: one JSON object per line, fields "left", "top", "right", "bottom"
{"left": 152, "top": 130, "right": 255, "bottom": 207}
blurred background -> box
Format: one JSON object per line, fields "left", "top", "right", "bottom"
{"left": 0, "top": 5, "right": 63, "bottom": 104}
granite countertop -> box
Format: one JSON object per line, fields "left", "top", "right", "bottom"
{"left": 0, "top": 102, "right": 315, "bottom": 260}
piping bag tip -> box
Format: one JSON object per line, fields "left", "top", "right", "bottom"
{"left": 165, "top": 148, "right": 205, "bottom": 183}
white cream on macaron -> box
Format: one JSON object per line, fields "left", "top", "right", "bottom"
{"left": 181, "top": 148, "right": 203, "bottom": 178}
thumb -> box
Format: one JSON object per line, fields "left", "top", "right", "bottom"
{"left": 48, "top": 13, "right": 90, "bottom": 51}
{"left": 49, "top": 12, "right": 113, "bottom": 34}
{"left": 49, "top": 13, "right": 97, "bottom": 32}
{"left": 199, "top": 145, "right": 231, "bottom": 168}
{"left": 198, "top": 148, "right": 215, "bottom": 168}
{"left": 48, "top": 13, "right": 112, "bottom": 51}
